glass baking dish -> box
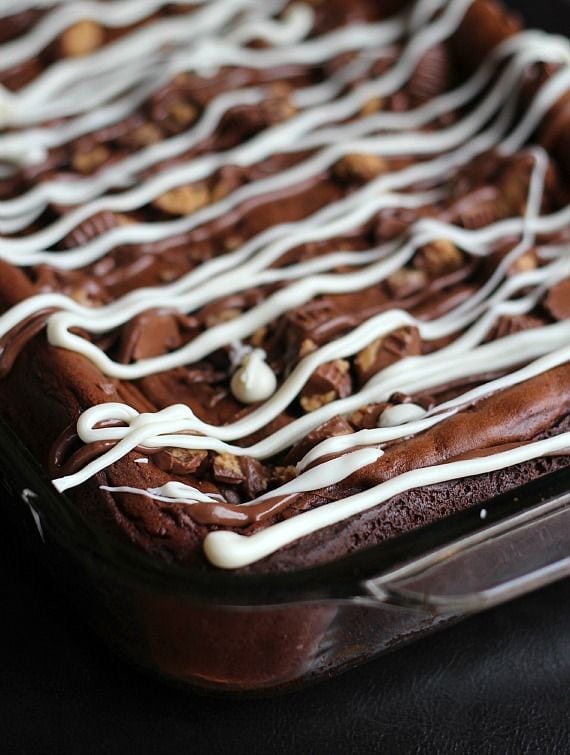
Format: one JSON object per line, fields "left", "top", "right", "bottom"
{"left": 1, "top": 415, "right": 570, "bottom": 695}
{"left": 1, "top": 0, "right": 570, "bottom": 697}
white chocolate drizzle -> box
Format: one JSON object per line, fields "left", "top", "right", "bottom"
{"left": 203, "top": 433, "right": 570, "bottom": 568}
{"left": 0, "top": 0, "right": 569, "bottom": 568}
{"left": 378, "top": 403, "right": 427, "bottom": 428}
{"left": 230, "top": 350, "right": 278, "bottom": 404}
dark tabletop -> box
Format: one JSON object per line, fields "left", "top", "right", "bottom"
{"left": 1, "top": 525, "right": 570, "bottom": 755}
{"left": 1, "top": 1, "right": 570, "bottom": 753}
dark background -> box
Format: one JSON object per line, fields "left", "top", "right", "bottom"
{"left": 1, "top": 1, "right": 570, "bottom": 753}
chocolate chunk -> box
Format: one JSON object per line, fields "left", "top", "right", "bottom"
{"left": 126, "top": 123, "right": 164, "bottom": 148}
{"left": 354, "top": 326, "right": 421, "bottom": 386}
{"left": 488, "top": 313, "right": 545, "bottom": 341}
{"left": 349, "top": 402, "right": 390, "bottom": 430}
{"left": 212, "top": 453, "right": 245, "bottom": 485}
{"left": 0, "top": 57, "right": 42, "bottom": 91}
{"left": 210, "top": 165, "right": 246, "bottom": 203}
{"left": 283, "top": 299, "right": 356, "bottom": 351}
{"left": 269, "top": 465, "right": 297, "bottom": 487}
{"left": 408, "top": 43, "right": 451, "bottom": 102}
{"left": 497, "top": 165, "right": 530, "bottom": 216}
{"left": 374, "top": 207, "right": 417, "bottom": 242}
{"left": 154, "top": 448, "right": 209, "bottom": 476}
{"left": 59, "top": 210, "right": 125, "bottom": 250}
{"left": 71, "top": 144, "right": 111, "bottom": 174}
{"left": 285, "top": 416, "right": 353, "bottom": 465}
{"left": 299, "top": 359, "right": 352, "bottom": 412}
{"left": 544, "top": 279, "right": 570, "bottom": 321}
{"left": 116, "top": 310, "right": 185, "bottom": 363}
{"left": 414, "top": 239, "right": 464, "bottom": 278}
{"left": 240, "top": 456, "right": 269, "bottom": 499}
{"left": 220, "top": 92, "right": 296, "bottom": 139}
{"left": 385, "top": 268, "right": 427, "bottom": 299}
{"left": 212, "top": 453, "right": 268, "bottom": 498}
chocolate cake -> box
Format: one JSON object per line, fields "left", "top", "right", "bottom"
{"left": 0, "top": 0, "right": 569, "bottom": 578}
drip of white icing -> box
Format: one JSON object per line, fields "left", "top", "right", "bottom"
{"left": 378, "top": 403, "right": 427, "bottom": 428}
{"left": 230, "top": 350, "right": 278, "bottom": 404}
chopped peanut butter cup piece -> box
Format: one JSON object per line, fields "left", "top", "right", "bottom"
{"left": 354, "top": 326, "right": 421, "bottom": 386}
{"left": 333, "top": 153, "right": 388, "bottom": 184}
{"left": 153, "top": 185, "right": 210, "bottom": 215}
{"left": 60, "top": 20, "right": 104, "bottom": 58}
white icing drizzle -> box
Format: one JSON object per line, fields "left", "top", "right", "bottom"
{"left": 0, "top": 0, "right": 569, "bottom": 568}
{"left": 100, "top": 482, "right": 224, "bottom": 505}
{"left": 0, "top": 2, "right": 403, "bottom": 129}
{"left": 0, "top": 29, "right": 555, "bottom": 219}
{"left": 203, "top": 433, "right": 570, "bottom": 568}
{"left": 53, "top": 318, "right": 570, "bottom": 493}
{"left": 101, "top": 447, "right": 383, "bottom": 508}
{"left": 378, "top": 403, "right": 427, "bottom": 428}
{"left": 0, "top": 0, "right": 261, "bottom": 126}
{"left": 41, "top": 205, "right": 570, "bottom": 379}
{"left": 0, "top": 1, "right": 213, "bottom": 71}
{"left": 5, "top": 8, "right": 566, "bottom": 245}
{"left": 1, "top": 44, "right": 568, "bottom": 271}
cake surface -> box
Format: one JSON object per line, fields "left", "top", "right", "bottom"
{"left": 0, "top": 0, "right": 569, "bottom": 572}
